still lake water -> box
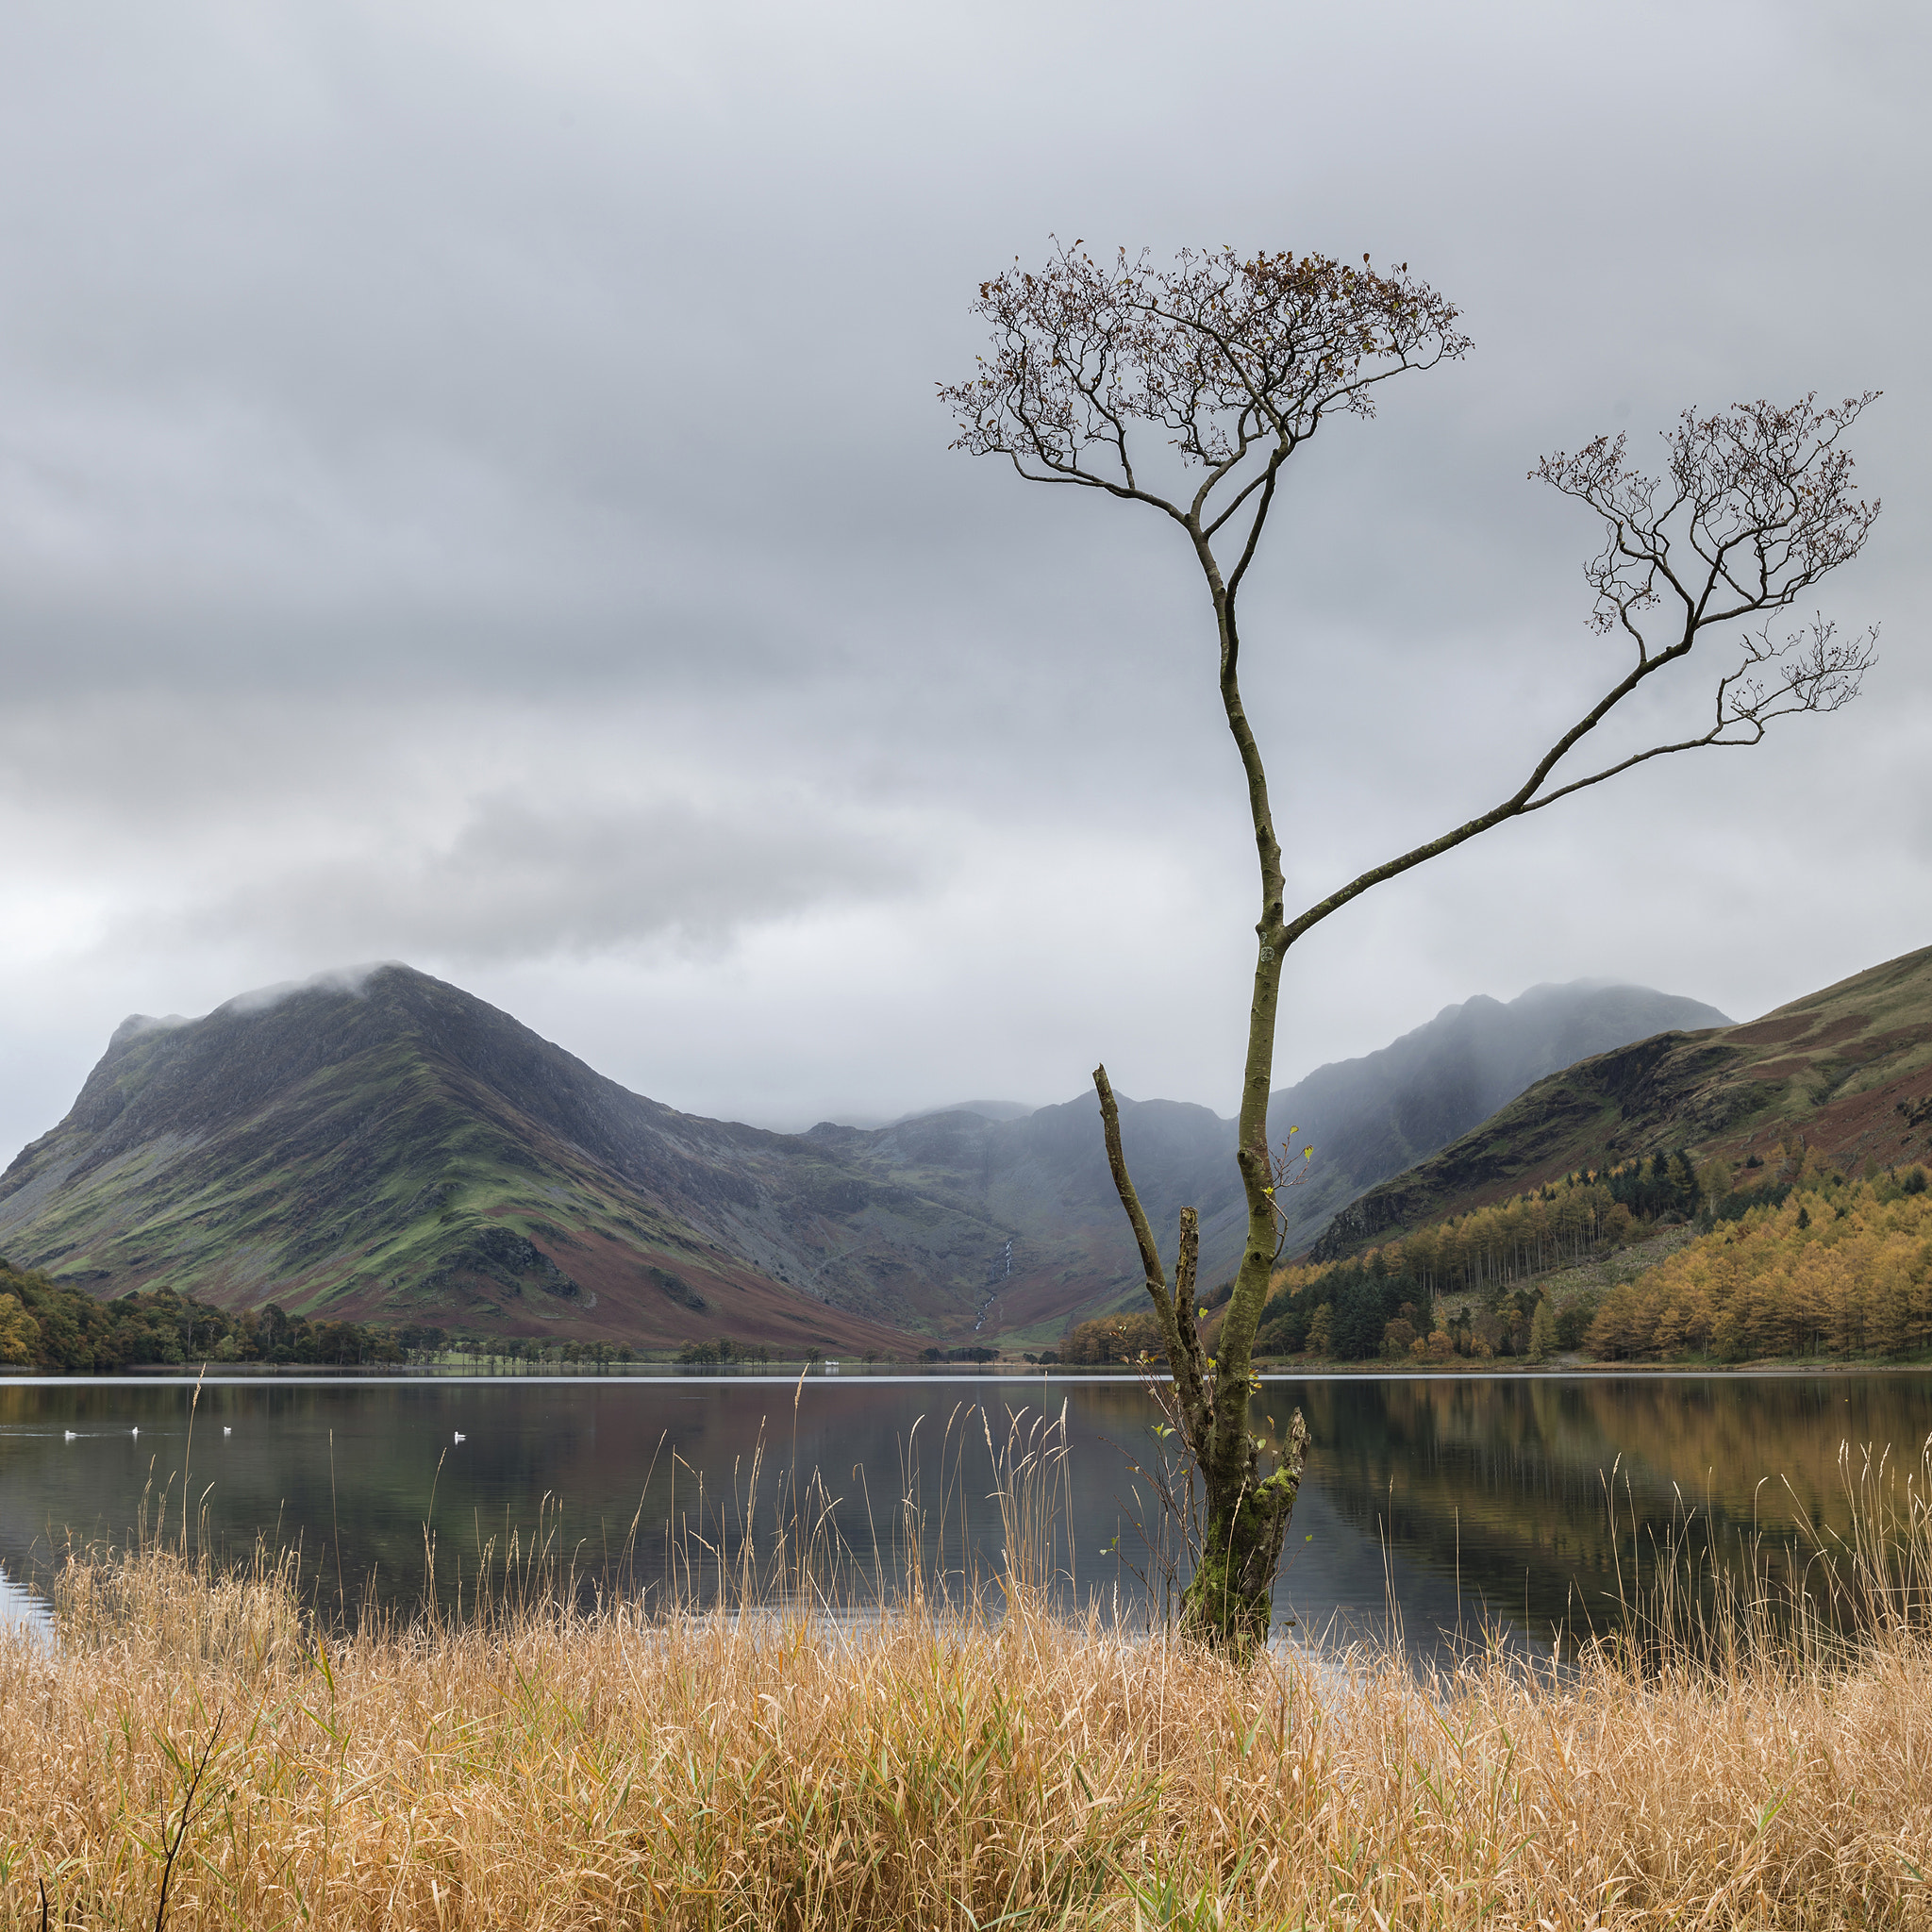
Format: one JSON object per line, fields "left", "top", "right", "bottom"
{"left": 1, "top": 1370, "right": 1928, "bottom": 1652}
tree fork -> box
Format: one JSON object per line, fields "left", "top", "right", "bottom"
{"left": 1095, "top": 1052, "right": 1307, "bottom": 1652}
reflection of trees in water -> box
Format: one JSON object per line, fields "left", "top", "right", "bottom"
{"left": 6, "top": 1375, "right": 1929, "bottom": 1640}
{"left": 1277, "top": 1374, "right": 1932, "bottom": 1636}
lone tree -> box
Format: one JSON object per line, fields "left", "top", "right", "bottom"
{"left": 941, "top": 242, "right": 1880, "bottom": 1651}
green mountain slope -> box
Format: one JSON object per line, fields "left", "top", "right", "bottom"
{"left": 0, "top": 966, "right": 1003, "bottom": 1349}
{"left": 1310, "top": 944, "right": 1932, "bottom": 1259}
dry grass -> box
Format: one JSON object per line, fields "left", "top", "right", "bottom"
{"left": 7, "top": 1435, "right": 1932, "bottom": 1927}
{"left": 1, "top": 1563, "right": 1928, "bottom": 1927}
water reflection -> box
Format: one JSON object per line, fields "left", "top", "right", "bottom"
{"left": 0, "top": 1561, "right": 52, "bottom": 1641}
{"left": 1283, "top": 1373, "right": 1932, "bottom": 1638}
{"left": 0, "top": 1372, "right": 1925, "bottom": 1653}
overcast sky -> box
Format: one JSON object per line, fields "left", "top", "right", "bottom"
{"left": 1, "top": 0, "right": 1925, "bottom": 1156}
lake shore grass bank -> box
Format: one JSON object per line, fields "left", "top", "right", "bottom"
{"left": 5, "top": 1542, "right": 1932, "bottom": 1930}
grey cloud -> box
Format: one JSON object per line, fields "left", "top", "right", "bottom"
{"left": 109, "top": 1012, "right": 193, "bottom": 1044}
{"left": 115, "top": 793, "right": 923, "bottom": 965}
{"left": 0, "top": 0, "right": 1926, "bottom": 1164}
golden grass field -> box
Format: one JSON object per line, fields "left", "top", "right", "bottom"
{"left": 0, "top": 1541, "right": 1927, "bottom": 1929}
{"left": 6, "top": 1418, "right": 1932, "bottom": 1929}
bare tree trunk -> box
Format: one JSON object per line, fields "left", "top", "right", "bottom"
{"left": 1092, "top": 556, "right": 1310, "bottom": 1654}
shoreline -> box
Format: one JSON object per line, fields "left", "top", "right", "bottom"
{"left": 6, "top": 1354, "right": 1932, "bottom": 1385}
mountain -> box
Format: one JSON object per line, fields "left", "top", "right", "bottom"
{"left": 0, "top": 965, "right": 1233, "bottom": 1346}
{"left": 822, "top": 982, "right": 1734, "bottom": 1336}
{"left": 892, "top": 1099, "right": 1037, "bottom": 1125}
{"left": 810, "top": 1100, "right": 1037, "bottom": 1132}
{"left": 1245, "top": 980, "right": 1732, "bottom": 1265}
{"left": 0, "top": 964, "right": 1736, "bottom": 1347}
{"left": 1309, "top": 944, "right": 1932, "bottom": 1259}
{"left": 0, "top": 966, "right": 974, "bottom": 1351}
{"left": 802, "top": 1092, "right": 1241, "bottom": 1341}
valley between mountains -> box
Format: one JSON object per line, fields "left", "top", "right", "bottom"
{"left": 0, "top": 951, "right": 1926, "bottom": 1352}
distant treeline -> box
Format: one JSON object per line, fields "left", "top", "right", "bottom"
{"left": 1370, "top": 1151, "right": 1705, "bottom": 1299}
{"left": 1058, "top": 1313, "right": 1164, "bottom": 1366}
{"left": 0, "top": 1262, "right": 649, "bottom": 1373}
{"left": 672, "top": 1340, "right": 1008, "bottom": 1365}
{"left": 1256, "top": 1152, "right": 1706, "bottom": 1362}
{"left": 1250, "top": 1150, "right": 1932, "bottom": 1366}
{"left": 676, "top": 1337, "right": 775, "bottom": 1365}
{"left": 1253, "top": 1255, "right": 1590, "bottom": 1364}
{"left": 0, "top": 1263, "right": 446, "bottom": 1371}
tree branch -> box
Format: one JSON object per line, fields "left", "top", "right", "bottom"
{"left": 1092, "top": 1065, "right": 1172, "bottom": 1314}
{"left": 1093, "top": 1066, "right": 1213, "bottom": 1457}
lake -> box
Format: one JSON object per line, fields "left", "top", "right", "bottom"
{"left": 1, "top": 1368, "right": 1927, "bottom": 1653}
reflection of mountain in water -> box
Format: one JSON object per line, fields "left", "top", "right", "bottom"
{"left": 0, "top": 1372, "right": 1923, "bottom": 1655}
